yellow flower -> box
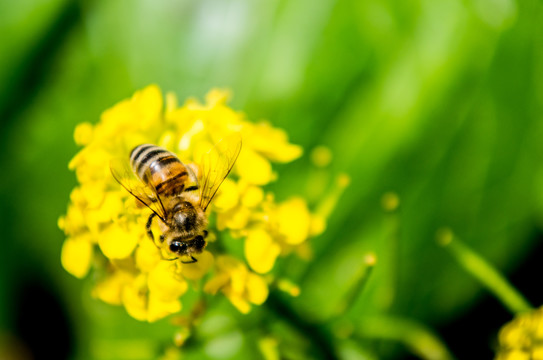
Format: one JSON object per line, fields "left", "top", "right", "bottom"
{"left": 60, "top": 235, "right": 93, "bottom": 279}
{"left": 92, "top": 270, "right": 134, "bottom": 305}
{"left": 60, "top": 85, "right": 338, "bottom": 322}
{"left": 204, "top": 255, "right": 268, "bottom": 314}
{"left": 496, "top": 307, "right": 543, "bottom": 360}
{"left": 244, "top": 228, "right": 281, "bottom": 274}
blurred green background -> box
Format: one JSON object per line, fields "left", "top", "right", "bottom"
{"left": 1, "top": 0, "right": 543, "bottom": 359}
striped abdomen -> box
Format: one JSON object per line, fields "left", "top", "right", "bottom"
{"left": 130, "top": 144, "right": 189, "bottom": 196}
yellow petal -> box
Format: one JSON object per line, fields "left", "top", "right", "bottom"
{"left": 309, "top": 214, "right": 326, "bottom": 237}
{"left": 92, "top": 271, "right": 134, "bottom": 305}
{"left": 132, "top": 85, "right": 163, "bottom": 130}
{"left": 277, "top": 198, "right": 310, "bottom": 245}
{"left": 80, "top": 182, "right": 106, "bottom": 209}
{"left": 243, "top": 122, "right": 303, "bottom": 163}
{"left": 533, "top": 346, "right": 543, "bottom": 360}
{"left": 225, "top": 292, "right": 251, "bottom": 314}
{"left": 148, "top": 261, "right": 188, "bottom": 301}
{"left": 236, "top": 149, "right": 273, "bottom": 185}
{"left": 246, "top": 273, "right": 268, "bottom": 305}
{"left": 244, "top": 229, "right": 280, "bottom": 274}
{"left": 500, "top": 322, "right": 526, "bottom": 346}
{"left": 157, "top": 129, "right": 176, "bottom": 150}
{"left": 71, "top": 148, "right": 111, "bottom": 184}
{"left": 74, "top": 122, "right": 94, "bottom": 146}
{"left": 205, "top": 88, "right": 231, "bottom": 106}
{"left": 61, "top": 236, "right": 93, "bottom": 278}
{"left": 228, "top": 263, "right": 248, "bottom": 295}
{"left": 203, "top": 273, "right": 230, "bottom": 295}
{"left": 165, "top": 91, "right": 178, "bottom": 113}
{"left": 241, "top": 185, "right": 264, "bottom": 208}
{"left": 535, "top": 315, "right": 543, "bottom": 338}
{"left": 497, "top": 350, "right": 529, "bottom": 360}
{"left": 122, "top": 275, "right": 149, "bottom": 322}
{"left": 69, "top": 186, "right": 86, "bottom": 206}
{"left": 60, "top": 204, "right": 86, "bottom": 236}
{"left": 85, "top": 191, "right": 124, "bottom": 233}
{"left": 147, "top": 294, "right": 182, "bottom": 322}
{"left": 216, "top": 206, "right": 250, "bottom": 230}
{"left": 182, "top": 250, "right": 214, "bottom": 280}
{"left": 98, "top": 224, "right": 140, "bottom": 259}
{"left": 212, "top": 179, "right": 239, "bottom": 212}
{"left": 135, "top": 239, "right": 161, "bottom": 273}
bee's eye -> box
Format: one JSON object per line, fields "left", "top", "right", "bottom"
{"left": 169, "top": 241, "right": 187, "bottom": 254}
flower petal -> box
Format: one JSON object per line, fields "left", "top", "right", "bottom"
{"left": 61, "top": 236, "right": 93, "bottom": 278}
{"left": 244, "top": 229, "right": 280, "bottom": 274}
{"left": 243, "top": 122, "right": 302, "bottom": 162}
{"left": 236, "top": 149, "right": 273, "bottom": 185}
{"left": 98, "top": 224, "right": 140, "bottom": 259}
{"left": 246, "top": 273, "right": 268, "bottom": 305}
{"left": 147, "top": 294, "right": 182, "bottom": 322}
{"left": 92, "top": 271, "right": 134, "bottom": 305}
{"left": 132, "top": 85, "right": 163, "bottom": 130}
{"left": 241, "top": 185, "right": 264, "bottom": 208}
{"left": 225, "top": 292, "right": 251, "bottom": 314}
{"left": 212, "top": 179, "right": 239, "bottom": 212}
{"left": 182, "top": 250, "right": 214, "bottom": 280}
{"left": 203, "top": 273, "right": 230, "bottom": 295}
{"left": 217, "top": 206, "right": 250, "bottom": 230}
{"left": 148, "top": 261, "right": 188, "bottom": 301}
{"left": 135, "top": 239, "right": 161, "bottom": 273}
{"left": 122, "top": 275, "right": 149, "bottom": 322}
{"left": 277, "top": 197, "right": 311, "bottom": 245}
{"left": 74, "top": 122, "right": 94, "bottom": 146}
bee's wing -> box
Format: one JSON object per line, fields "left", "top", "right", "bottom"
{"left": 183, "top": 161, "right": 201, "bottom": 193}
{"left": 199, "top": 133, "right": 242, "bottom": 212}
{"left": 110, "top": 157, "right": 167, "bottom": 222}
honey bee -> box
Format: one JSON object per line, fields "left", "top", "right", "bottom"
{"left": 111, "top": 135, "right": 242, "bottom": 263}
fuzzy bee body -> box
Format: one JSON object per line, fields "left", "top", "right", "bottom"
{"left": 111, "top": 137, "right": 241, "bottom": 263}
{"left": 130, "top": 144, "right": 193, "bottom": 196}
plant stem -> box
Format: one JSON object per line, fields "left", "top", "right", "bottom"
{"left": 437, "top": 228, "right": 533, "bottom": 314}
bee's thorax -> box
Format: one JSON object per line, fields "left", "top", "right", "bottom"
{"left": 159, "top": 198, "right": 207, "bottom": 240}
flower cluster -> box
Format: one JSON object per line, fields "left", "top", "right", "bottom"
{"left": 496, "top": 307, "right": 543, "bottom": 360}
{"left": 59, "top": 85, "right": 326, "bottom": 321}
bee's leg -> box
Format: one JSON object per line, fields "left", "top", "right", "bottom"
{"left": 146, "top": 213, "right": 156, "bottom": 242}
{"left": 181, "top": 256, "right": 198, "bottom": 264}
{"left": 157, "top": 247, "right": 178, "bottom": 261}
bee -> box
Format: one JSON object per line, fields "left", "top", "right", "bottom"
{"left": 110, "top": 135, "right": 242, "bottom": 263}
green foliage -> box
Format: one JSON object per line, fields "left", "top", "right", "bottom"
{"left": 1, "top": 0, "right": 541, "bottom": 359}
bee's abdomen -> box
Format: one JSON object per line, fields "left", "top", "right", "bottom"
{"left": 130, "top": 144, "right": 188, "bottom": 195}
